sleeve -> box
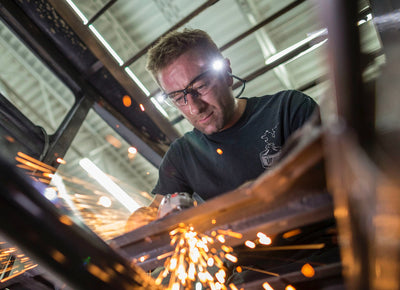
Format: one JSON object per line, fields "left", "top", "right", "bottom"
{"left": 151, "top": 142, "right": 192, "bottom": 196}
{"left": 288, "top": 90, "right": 319, "bottom": 132}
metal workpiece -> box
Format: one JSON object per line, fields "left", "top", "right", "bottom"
{"left": 0, "top": 155, "right": 162, "bottom": 290}
{"left": 113, "top": 125, "right": 334, "bottom": 272}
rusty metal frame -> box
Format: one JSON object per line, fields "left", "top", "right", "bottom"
{"left": 317, "top": 0, "right": 400, "bottom": 289}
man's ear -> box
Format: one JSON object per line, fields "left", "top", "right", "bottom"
{"left": 225, "top": 58, "right": 234, "bottom": 86}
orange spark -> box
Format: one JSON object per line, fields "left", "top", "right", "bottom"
{"left": 225, "top": 253, "right": 238, "bottom": 263}
{"left": 257, "top": 232, "right": 272, "bottom": 245}
{"left": 263, "top": 282, "right": 274, "bottom": 290}
{"left": 283, "top": 229, "right": 302, "bottom": 239}
{"left": 5, "top": 136, "right": 15, "bottom": 143}
{"left": 128, "top": 147, "right": 137, "bottom": 154}
{"left": 245, "top": 240, "right": 256, "bottom": 248}
{"left": 56, "top": 157, "right": 66, "bottom": 164}
{"left": 301, "top": 263, "right": 315, "bottom": 277}
{"left": 139, "top": 255, "right": 149, "bottom": 263}
{"left": 105, "top": 135, "right": 122, "bottom": 148}
{"left": 122, "top": 95, "right": 132, "bottom": 107}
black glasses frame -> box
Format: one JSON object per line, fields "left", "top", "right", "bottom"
{"left": 163, "top": 70, "right": 213, "bottom": 106}
{"left": 162, "top": 70, "right": 247, "bottom": 106}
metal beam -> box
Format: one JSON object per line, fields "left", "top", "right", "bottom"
{"left": 87, "top": 0, "right": 118, "bottom": 26}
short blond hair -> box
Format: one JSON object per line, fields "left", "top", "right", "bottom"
{"left": 146, "top": 28, "right": 222, "bottom": 78}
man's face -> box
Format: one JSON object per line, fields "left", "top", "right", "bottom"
{"left": 157, "top": 50, "right": 236, "bottom": 135}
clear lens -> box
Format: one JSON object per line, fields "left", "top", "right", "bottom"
{"left": 163, "top": 70, "right": 217, "bottom": 107}
{"left": 168, "top": 92, "right": 186, "bottom": 106}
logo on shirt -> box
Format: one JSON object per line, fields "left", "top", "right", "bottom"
{"left": 259, "top": 124, "right": 281, "bottom": 168}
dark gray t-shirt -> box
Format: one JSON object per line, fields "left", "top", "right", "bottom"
{"left": 152, "top": 90, "right": 318, "bottom": 200}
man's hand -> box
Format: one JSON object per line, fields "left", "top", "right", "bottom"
{"left": 124, "top": 206, "right": 158, "bottom": 232}
{"left": 124, "top": 194, "right": 163, "bottom": 232}
{"left": 157, "top": 192, "right": 195, "bottom": 218}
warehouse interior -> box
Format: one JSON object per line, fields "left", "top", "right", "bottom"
{"left": 0, "top": 0, "right": 399, "bottom": 289}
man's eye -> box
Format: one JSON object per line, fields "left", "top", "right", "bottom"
{"left": 174, "top": 96, "right": 183, "bottom": 103}
{"left": 194, "top": 82, "right": 209, "bottom": 92}
{"left": 170, "top": 93, "right": 184, "bottom": 102}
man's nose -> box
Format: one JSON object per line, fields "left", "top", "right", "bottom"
{"left": 186, "top": 93, "right": 205, "bottom": 115}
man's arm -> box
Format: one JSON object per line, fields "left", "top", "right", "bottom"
{"left": 149, "top": 193, "right": 164, "bottom": 208}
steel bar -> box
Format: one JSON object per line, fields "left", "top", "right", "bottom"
{"left": 318, "top": 0, "right": 367, "bottom": 143}
{"left": 0, "top": 93, "right": 45, "bottom": 161}
{"left": 87, "top": 0, "right": 118, "bottom": 26}
{"left": 41, "top": 96, "right": 93, "bottom": 169}
{"left": 0, "top": 155, "right": 161, "bottom": 290}
{"left": 316, "top": 1, "right": 391, "bottom": 290}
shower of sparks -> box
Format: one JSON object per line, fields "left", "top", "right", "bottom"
{"left": 0, "top": 244, "right": 37, "bottom": 283}
{"left": 14, "top": 152, "right": 150, "bottom": 241}
{"left": 155, "top": 223, "right": 242, "bottom": 290}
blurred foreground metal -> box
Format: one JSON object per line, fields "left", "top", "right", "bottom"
{"left": 0, "top": 155, "right": 161, "bottom": 290}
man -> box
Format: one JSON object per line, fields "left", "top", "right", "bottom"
{"left": 125, "top": 28, "right": 318, "bottom": 230}
{"left": 146, "top": 28, "right": 318, "bottom": 207}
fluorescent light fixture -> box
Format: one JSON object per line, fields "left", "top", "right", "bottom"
{"left": 79, "top": 158, "right": 140, "bottom": 213}
{"left": 65, "top": 0, "right": 88, "bottom": 24}
{"left": 124, "top": 67, "right": 151, "bottom": 96}
{"left": 89, "top": 25, "right": 124, "bottom": 65}
{"left": 358, "top": 13, "right": 373, "bottom": 26}
{"left": 285, "top": 39, "right": 328, "bottom": 64}
{"left": 265, "top": 29, "right": 327, "bottom": 65}
{"left": 151, "top": 97, "right": 169, "bottom": 118}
